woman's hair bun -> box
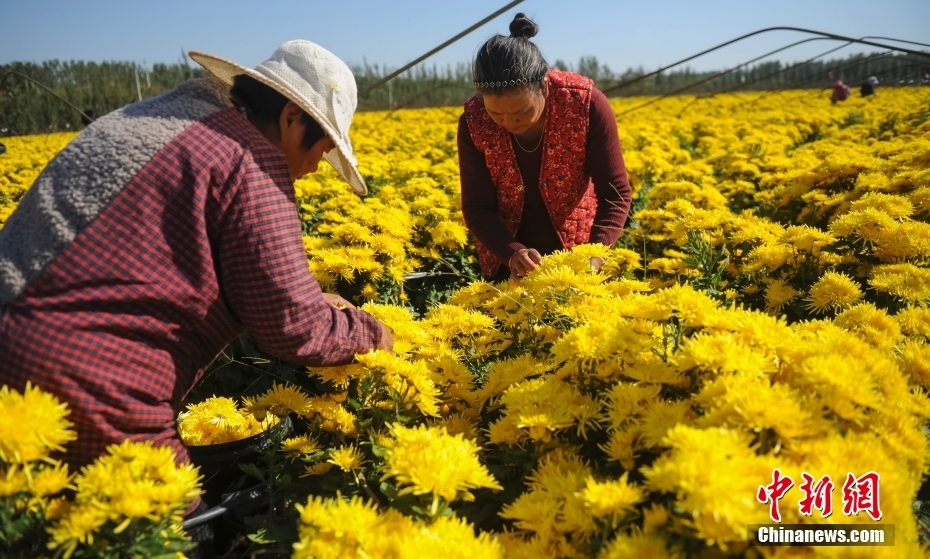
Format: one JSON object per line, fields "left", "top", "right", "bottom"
{"left": 508, "top": 13, "right": 539, "bottom": 39}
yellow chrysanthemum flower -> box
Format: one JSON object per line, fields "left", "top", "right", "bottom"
{"left": 897, "top": 340, "right": 930, "bottom": 388}
{"left": 428, "top": 220, "right": 468, "bottom": 249}
{"left": 643, "top": 425, "right": 784, "bottom": 544}
{"left": 47, "top": 504, "right": 109, "bottom": 557}
{"left": 870, "top": 263, "right": 930, "bottom": 303}
{"left": 252, "top": 382, "right": 312, "bottom": 418}
{"left": 501, "top": 450, "right": 597, "bottom": 543}
{"left": 578, "top": 473, "right": 644, "bottom": 518}
{"left": 382, "top": 423, "right": 501, "bottom": 506}
{"left": 0, "top": 464, "right": 28, "bottom": 498}
{"left": 642, "top": 503, "right": 670, "bottom": 534}
{"left": 49, "top": 440, "right": 201, "bottom": 556}
{"left": 301, "top": 462, "right": 334, "bottom": 477}
{"left": 29, "top": 462, "right": 73, "bottom": 497}
{"left": 357, "top": 351, "right": 441, "bottom": 417}
{"left": 0, "top": 383, "right": 76, "bottom": 465}
{"left": 896, "top": 306, "right": 930, "bottom": 339}
{"left": 429, "top": 413, "right": 480, "bottom": 441}
{"left": 178, "top": 396, "right": 273, "bottom": 445}
{"left": 294, "top": 494, "right": 502, "bottom": 559}
{"left": 695, "top": 370, "right": 830, "bottom": 440}
{"left": 849, "top": 191, "right": 914, "bottom": 219}
{"left": 327, "top": 445, "right": 365, "bottom": 472}
{"left": 486, "top": 417, "right": 524, "bottom": 446}
{"left": 498, "top": 376, "right": 600, "bottom": 441}
{"left": 304, "top": 396, "right": 359, "bottom": 437}
{"left": 806, "top": 271, "right": 864, "bottom": 314}
{"left": 764, "top": 278, "right": 801, "bottom": 312}
{"left": 779, "top": 224, "right": 836, "bottom": 254}
{"left": 280, "top": 434, "right": 321, "bottom": 458}
{"left": 599, "top": 532, "right": 684, "bottom": 559}
{"left": 834, "top": 302, "right": 902, "bottom": 350}
{"left": 680, "top": 332, "right": 777, "bottom": 375}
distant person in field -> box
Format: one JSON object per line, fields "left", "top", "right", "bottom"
{"left": 0, "top": 40, "right": 393, "bottom": 473}
{"left": 458, "top": 13, "right": 632, "bottom": 283}
{"left": 860, "top": 76, "right": 879, "bottom": 97}
{"left": 831, "top": 80, "right": 851, "bottom": 104}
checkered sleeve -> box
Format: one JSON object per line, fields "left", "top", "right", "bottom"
{"left": 215, "top": 151, "right": 383, "bottom": 366}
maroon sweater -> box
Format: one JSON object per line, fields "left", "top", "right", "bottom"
{"left": 458, "top": 88, "right": 632, "bottom": 269}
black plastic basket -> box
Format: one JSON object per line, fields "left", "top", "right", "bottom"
{"left": 185, "top": 415, "right": 293, "bottom": 505}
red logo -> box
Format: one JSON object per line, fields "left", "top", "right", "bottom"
{"left": 798, "top": 473, "right": 834, "bottom": 518}
{"left": 757, "top": 468, "right": 794, "bottom": 522}
{"left": 759, "top": 470, "right": 882, "bottom": 522}
{"left": 842, "top": 471, "right": 882, "bottom": 521}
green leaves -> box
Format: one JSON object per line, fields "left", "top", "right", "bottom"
{"left": 681, "top": 229, "right": 730, "bottom": 302}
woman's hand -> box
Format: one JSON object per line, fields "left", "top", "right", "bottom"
{"left": 322, "top": 292, "right": 355, "bottom": 310}
{"left": 509, "top": 248, "right": 542, "bottom": 282}
{"left": 590, "top": 257, "right": 605, "bottom": 271}
{"left": 322, "top": 292, "right": 393, "bottom": 352}
{"left": 377, "top": 321, "right": 395, "bottom": 352}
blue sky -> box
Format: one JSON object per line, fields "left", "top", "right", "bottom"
{"left": 2, "top": 0, "right": 927, "bottom": 74}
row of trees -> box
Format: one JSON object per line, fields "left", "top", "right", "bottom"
{"left": 0, "top": 56, "right": 206, "bottom": 136}
{"left": 348, "top": 52, "right": 930, "bottom": 110}
{"left": 2, "top": 52, "right": 927, "bottom": 135}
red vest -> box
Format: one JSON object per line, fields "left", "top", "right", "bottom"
{"left": 464, "top": 70, "right": 597, "bottom": 277}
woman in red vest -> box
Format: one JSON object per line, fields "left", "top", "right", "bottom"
{"left": 458, "top": 13, "right": 633, "bottom": 282}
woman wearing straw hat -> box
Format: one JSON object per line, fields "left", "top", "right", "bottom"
{"left": 0, "top": 40, "right": 392, "bottom": 474}
{"left": 459, "top": 13, "right": 633, "bottom": 282}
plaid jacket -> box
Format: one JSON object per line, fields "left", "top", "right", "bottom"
{"left": 0, "top": 78, "right": 382, "bottom": 468}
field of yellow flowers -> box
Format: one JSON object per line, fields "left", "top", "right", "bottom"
{"left": 2, "top": 86, "right": 930, "bottom": 558}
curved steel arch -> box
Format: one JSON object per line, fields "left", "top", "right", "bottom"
{"left": 612, "top": 36, "right": 835, "bottom": 118}
{"left": 742, "top": 51, "right": 925, "bottom": 109}
{"left": 0, "top": 70, "right": 96, "bottom": 126}
{"left": 669, "top": 39, "right": 868, "bottom": 116}
{"left": 601, "top": 27, "right": 930, "bottom": 97}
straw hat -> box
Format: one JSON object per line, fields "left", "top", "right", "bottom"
{"left": 189, "top": 40, "right": 367, "bottom": 195}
